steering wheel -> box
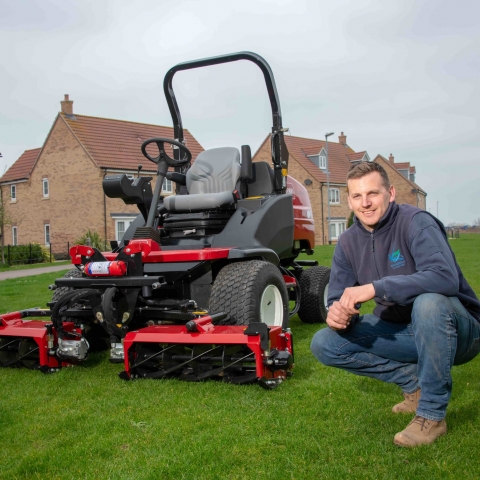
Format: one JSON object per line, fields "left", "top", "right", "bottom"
{"left": 141, "top": 137, "right": 192, "bottom": 167}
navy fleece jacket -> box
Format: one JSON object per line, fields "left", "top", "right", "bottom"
{"left": 328, "top": 202, "right": 480, "bottom": 323}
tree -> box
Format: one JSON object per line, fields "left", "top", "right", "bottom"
{"left": 0, "top": 187, "right": 14, "bottom": 264}
{"left": 473, "top": 218, "right": 480, "bottom": 227}
{"left": 74, "top": 229, "right": 107, "bottom": 251}
{"left": 347, "top": 210, "right": 355, "bottom": 228}
{"left": 0, "top": 186, "right": 23, "bottom": 264}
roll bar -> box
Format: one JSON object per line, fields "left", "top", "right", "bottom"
{"left": 163, "top": 51, "right": 289, "bottom": 193}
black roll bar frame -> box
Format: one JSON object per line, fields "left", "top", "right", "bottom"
{"left": 163, "top": 51, "right": 288, "bottom": 193}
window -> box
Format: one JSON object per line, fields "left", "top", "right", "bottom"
{"left": 115, "top": 217, "right": 136, "bottom": 241}
{"left": 44, "top": 224, "right": 50, "bottom": 246}
{"left": 329, "top": 220, "right": 346, "bottom": 241}
{"left": 116, "top": 221, "right": 127, "bottom": 241}
{"left": 10, "top": 184, "right": 16, "bottom": 202}
{"left": 43, "top": 178, "right": 49, "bottom": 198}
{"left": 329, "top": 188, "right": 340, "bottom": 204}
{"left": 12, "top": 226, "right": 18, "bottom": 245}
{"left": 162, "top": 177, "right": 172, "bottom": 194}
{"left": 307, "top": 153, "right": 326, "bottom": 169}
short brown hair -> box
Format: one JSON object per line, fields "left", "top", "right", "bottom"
{"left": 346, "top": 162, "right": 390, "bottom": 190}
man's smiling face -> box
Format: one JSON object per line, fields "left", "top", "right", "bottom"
{"left": 347, "top": 171, "right": 396, "bottom": 232}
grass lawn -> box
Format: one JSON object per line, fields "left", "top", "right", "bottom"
{"left": 0, "top": 235, "right": 479, "bottom": 479}
{"left": 0, "top": 260, "right": 71, "bottom": 273}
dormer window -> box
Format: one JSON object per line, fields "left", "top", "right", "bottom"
{"left": 43, "top": 178, "right": 49, "bottom": 198}
{"left": 307, "top": 149, "right": 327, "bottom": 169}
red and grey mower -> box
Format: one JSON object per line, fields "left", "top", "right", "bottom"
{"left": 0, "top": 52, "right": 330, "bottom": 389}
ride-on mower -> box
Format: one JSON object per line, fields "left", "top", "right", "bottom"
{"left": 0, "top": 52, "right": 330, "bottom": 389}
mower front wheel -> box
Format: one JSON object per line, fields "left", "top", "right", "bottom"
{"left": 298, "top": 266, "right": 330, "bottom": 324}
{"left": 209, "top": 260, "right": 289, "bottom": 328}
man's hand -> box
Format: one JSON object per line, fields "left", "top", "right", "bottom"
{"left": 326, "top": 301, "right": 354, "bottom": 330}
{"left": 326, "top": 284, "right": 376, "bottom": 331}
{"left": 339, "top": 284, "right": 375, "bottom": 313}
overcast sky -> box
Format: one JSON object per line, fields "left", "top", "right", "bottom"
{"left": 1, "top": 0, "right": 479, "bottom": 225}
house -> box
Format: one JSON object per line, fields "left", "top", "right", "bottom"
{"left": 0, "top": 95, "right": 204, "bottom": 253}
{"left": 253, "top": 132, "right": 426, "bottom": 245}
{"left": 373, "top": 154, "right": 426, "bottom": 210}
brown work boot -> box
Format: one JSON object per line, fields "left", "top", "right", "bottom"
{"left": 394, "top": 416, "right": 447, "bottom": 447}
{"left": 392, "top": 389, "right": 421, "bottom": 413}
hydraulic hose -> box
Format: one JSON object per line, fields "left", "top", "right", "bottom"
{"left": 101, "top": 287, "right": 124, "bottom": 343}
{"left": 51, "top": 289, "right": 100, "bottom": 339}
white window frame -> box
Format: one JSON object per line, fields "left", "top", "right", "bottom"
{"left": 162, "top": 177, "right": 173, "bottom": 194}
{"left": 44, "top": 224, "right": 50, "bottom": 246}
{"left": 114, "top": 217, "right": 137, "bottom": 242}
{"left": 12, "top": 226, "right": 18, "bottom": 245}
{"left": 307, "top": 151, "right": 327, "bottom": 170}
{"left": 329, "top": 188, "right": 340, "bottom": 204}
{"left": 10, "top": 184, "right": 16, "bottom": 202}
{"left": 318, "top": 155, "right": 326, "bottom": 169}
{"left": 329, "top": 220, "right": 346, "bottom": 241}
{"left": 42, "top": 178, "right": 49, "bottom": 198}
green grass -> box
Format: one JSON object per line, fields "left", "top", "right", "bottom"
{"left": 0, "top": 235, "right": 479, "bottom": 479}
{"left": 0, "top": 260, "right": 71, "bottom": 273}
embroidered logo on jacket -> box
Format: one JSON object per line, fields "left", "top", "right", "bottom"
{"left": 388, "top": 247, "right": 405, "bottom": 269}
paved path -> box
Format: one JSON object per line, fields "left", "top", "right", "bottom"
{"left": 0, "top": 265, "right": 72, "bottom": 281}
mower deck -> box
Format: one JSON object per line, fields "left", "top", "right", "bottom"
{"left": 0, "top": 310, "right": 80, "bottom": 371}
{"left": 121, "top": 319, "right": 293, "bottom": 389}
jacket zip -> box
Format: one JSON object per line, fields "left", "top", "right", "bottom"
{"left": 371, "top": 232, "right": 381, "bottom": 278}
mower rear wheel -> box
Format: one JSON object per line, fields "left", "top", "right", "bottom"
{"left": 298, "top": 266, "right": 330, "bottom": 324}
{"left": 52, "top": 268, "right": 83, "bottom": 301}
{"left": 209, "top": 260, "right": 289, "bottom": 328}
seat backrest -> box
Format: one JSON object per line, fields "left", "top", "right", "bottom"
{"left": 187, "top": 147, "right": 241, "bottom": 195}
{"left": 247, "top": 162, "right": 275, "bottom": 197}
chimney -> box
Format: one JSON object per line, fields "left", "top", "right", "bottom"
{"left": 389, "top": 153, "right": 394, "bottom": 164}
{"left": 61, "top": 94, "right": 73, "bottom": 115}
{"left": 338, "top": 132, "right": 347, "bottom": 146}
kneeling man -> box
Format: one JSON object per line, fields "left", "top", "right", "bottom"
{"left": 311, "top": 162, "right": 480, "bottom": 447}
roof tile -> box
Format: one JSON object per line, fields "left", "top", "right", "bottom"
{"left": 0, "top": 148, "right": 40, "bottom": 183}
{"left": 282, "top": 135, "right": 359, "bottom": 184}
{"left": 61, "top": 113, "right": 204, "bottom": 171}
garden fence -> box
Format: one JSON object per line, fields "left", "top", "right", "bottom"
{"left": 0, "top": 243, "right": 72, "bottom": 266}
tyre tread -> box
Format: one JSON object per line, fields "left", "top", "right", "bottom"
{"left": 298, "top": 266, "right": 330, "bottom": 324}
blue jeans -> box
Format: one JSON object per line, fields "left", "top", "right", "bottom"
{"left": 310, "top": 293, "right": 480, "bottom": 421}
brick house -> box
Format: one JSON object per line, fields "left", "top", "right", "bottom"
{"left": 253, "top": 132, "right": 426, "bottom": 245}
{"left": 373, "top": 154, "right": 426, "bottom": 209}
{"left": 0, "top": 95, "right": 203, "bottom": 253}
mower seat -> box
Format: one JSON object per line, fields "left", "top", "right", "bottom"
{"left": 163, "top": 147, "right": 241, "bottom": 212}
